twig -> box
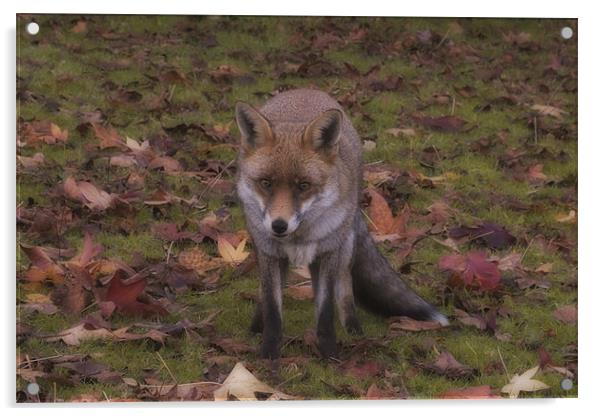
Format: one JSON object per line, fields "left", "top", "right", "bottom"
{"left": 166, "top": 240, "right": 175, "bottom": 264}
{"left": 276, "top": 372, "right": 303, "bottom": 389}
{"left": 533, "top": 116, "right": 538, "bottom": 144}
{"left": 156, "top": 351, "right": 178, "bottom": 385}
{"left": 497, "top": 346, "right": 511, "bottom": 382}
{"left": 451, "top": 95, "right": 456, "bottom": 115}
{"left": 102, "top": 390, "right": 110, "bottom": 403}
{"left": 80, "top": 300, "right": 98, "bottom": 314}
{"left": 434, "top": 29, "right": 450, "bottom": 50}
{"left": 466, "top": 230, "right": 494, "bottom": 243}
{"left": 198, "top": 158, "right": 235, "bottom": 202}
{"left": 17, "top": 354, "right": 63, "bottom": 367}
{"left": 360, "top": 209, "right": 379, "bottom": 232}
{"left": 521, "top": 238, "right": 534, "bottom": 262}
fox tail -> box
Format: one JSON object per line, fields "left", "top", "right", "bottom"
{"left": 351, "top": 211, "right": 449, "bottom": 325}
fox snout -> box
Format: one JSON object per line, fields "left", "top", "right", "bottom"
{"left": 271, "top": 218, "right": 288, "bottom": 236}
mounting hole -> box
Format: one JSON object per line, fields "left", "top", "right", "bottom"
{"left": 561, "top": 26, "right": 573, "bottom": 40}
{"left": 26, "top": 382, "right": 40, "bottom": 395}
{"left": 26, "top": 22, "right": 40, "bottom": 36}
{"left": 561, "top": 378, "right": 573, "bottom": 390}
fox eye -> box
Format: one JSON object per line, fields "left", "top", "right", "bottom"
{"left": 259, "top": 178, "right": 272, "bottom": 189}
{"left": 298, "top": 181, "right": 311, "bottom": 191}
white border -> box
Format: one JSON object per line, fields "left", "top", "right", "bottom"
{"left": 3, "top": 1, "right": 600, "bottom": 415}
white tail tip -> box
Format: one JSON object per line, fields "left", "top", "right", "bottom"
{"left": 431, "top": 312, "right": 450, "bottom": 326}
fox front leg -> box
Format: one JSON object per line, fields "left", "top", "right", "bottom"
{"left": 256, "top": 253, "right": 288, "bottom": 360}
{"left": 309, "top": 253, "right": 338, "bottom": 359}
{"left": 335, "top": 270, "right": 363, "bottom": 336}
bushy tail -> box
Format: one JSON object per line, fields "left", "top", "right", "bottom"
{"left": 351, "top": 211, "right": 449, "bottom": 325}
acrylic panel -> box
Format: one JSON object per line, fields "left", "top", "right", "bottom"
{"left": 16, "top": 15, "right": 577, "bottom": 402}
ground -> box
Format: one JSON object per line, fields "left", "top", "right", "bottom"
{"left": 16, "top": 15, "right": 577, "bottom": 401}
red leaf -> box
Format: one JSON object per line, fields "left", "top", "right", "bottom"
{"left": 439, "top": 251, "right": 501, "bottom": 291}
{"left": 104, "top": 270, "right": 167, "bottom": 317}
{"left": 465, "top": 252, "right": 501, "bottom": 291}
{"left": 439, "top": 385, "right": 500, "bottom": 399}
{"left": 412, "top": 114, "right": 467, "bottom": 132}
{"left": 553, "top": 305, "right": 577, "bottom": 324}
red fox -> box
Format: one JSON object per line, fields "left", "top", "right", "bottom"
{"left": 235, "top": 89, "right": 448, "bottom": 360}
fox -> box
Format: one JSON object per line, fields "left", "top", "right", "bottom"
{"left": 235, "top": 89, "right": 448, "bottom": 360}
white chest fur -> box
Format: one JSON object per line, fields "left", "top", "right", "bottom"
{"left": 283, "top": 242, "right": 317, "bottom": 266}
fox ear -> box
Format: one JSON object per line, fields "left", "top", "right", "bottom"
{"left": 235, "top": 102, "right": 273, "bottom": 151}
{"left": 303, "top": 109, "right": 342, "bottom": 156}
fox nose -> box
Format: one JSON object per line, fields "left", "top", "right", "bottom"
{"left": 271, "top": 218, "right": 288, "bottom": 235}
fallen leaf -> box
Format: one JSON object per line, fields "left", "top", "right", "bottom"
{"left": 90, "top": 123, "right": 125, "bottom": 149}
{"left": 531, "top": 104, "right": 567, "bottom": 119}
{"left": 46, "top": 323, "right": 114, "bottom": 346}
{"left": 20, "top": 121, "right": 69, "bottom": 145}
{"left": 553, "top": 305, "right": 577, "bottom": 324}
{"left": 285, "top": 285, "right": 313, "bottom": 300}
{"left": 103, "top": 270, "right": 168, "bottom": 317}
{"left": 411, "top": 114, "right": 467, "bottom": 132}
{"left": 366, "top": 188, "right": 407, "bottom": 236}
{"left": 454, "top": 309, "right": 486, "bottom": 330}
{"left": 439, "top": 385, "right": 500, "bottom": 399}
{"left": 501, "top": 366, "right": 550, "bottom": 398}
{"left": 213, "top": 362, "right": 298, "bottom": 401}
{"left": 178, "top": 247, "right": 223, "bottom": 275}
{"left": 217, "top": 236, "right": 250, "bottom": 264}
{"left": 362, "top": 383, "right": 403, "bottom": 399}
{"left": 18, "top": 153, "right": 45, "bottom": 168}
{"left": 416, "top": 350, "right": 477, "bottom": 379}
{"left": 448, "top": 222, "right": 516, "bottom": 250}
{"left": 439, "top": 251, "right": 501, "bottom": 291}
{"left": 388, "top": 316, "right": 444, "bottom": 334}
{"left": 555, "top": 210, "right": 576, "bottom": 223}
{"left": 63, "top": 177, "right": 116, "bottom": 211}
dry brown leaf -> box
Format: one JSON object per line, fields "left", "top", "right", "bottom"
{"left": 531, "top": 104, "right": 567, "bottom": 119}
{"left": 213, "top": 362, "right": 298, "bottom": 401}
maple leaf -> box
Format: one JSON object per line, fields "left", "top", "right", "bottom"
{"left": 388, "top": 316, "right": 445, "bottom": 334}
{"left": 148, "top": 156, "right": 183, "bottom": 173}
{"left": 19, "top": 244, "right": 65, "bottom": 284}
{"left": 213, "top": 362, "right": 298, "bottom": 401}
{"left": 285, "top": 284, "right": 314, "bottom": 300}
{"left": 103, "top": 270, "right": 168, "bottom": 317}
{"left": 531, "top": 104, "right": 567, "bottom": 119}
{"left": 501, "top": 366, "right": 550, "bottom": 398}
{"left": 90, "top": 122, "right": 125, "bottom": 149}
{"left": 553, "top": 305, "right": 577, "bottom": 324}
{"left": 416, "top": 350, "right": 477, "bottom": 379}
{"left": 67, "top": 232, "right": 103, "bottom": 268}
{"left": 439, "top": 385, "right": 501, "bottom": 399}
{"left": 217, "top": 236, "right": 250, "bottom": 264}
{"left": 448, "top": 222, "right": 516, "bottom": 250}
{"left": 17, "top": 153, "right": 45, "bottom": 168}
{"left": 366, "top": 188, "right": 407, "bottom": 236}
{"left": 439, "top": 251, "right": 501, "bottom": 291}
{"left": 46, "top": 322, "right": 115, "bottom": 346}
{"left": 63, "top": 176, "right": 116, "bottom": 211}
{"left": 362, "top": 384, "right": 404, "bottom": 400}
{"left": 20, "top": 121, "right": 69, "bottom": 146}
{"left": 411, "top": 113, "right": 467, "bottom": 132}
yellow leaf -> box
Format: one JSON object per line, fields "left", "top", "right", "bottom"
{"left": 501, "top": 366, "right": 550, "bottom": 398}
{"left": 217, "top": 236, "right": 249, "bottom": 264}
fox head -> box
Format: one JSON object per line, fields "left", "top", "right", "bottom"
{"left": 235, "top": 101, "right": 343, "bottom": 239}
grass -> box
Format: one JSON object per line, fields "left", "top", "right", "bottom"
{"left": 17, "top": 15, "right": 577, "bottom": 401}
